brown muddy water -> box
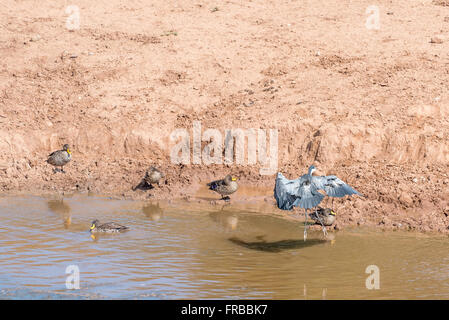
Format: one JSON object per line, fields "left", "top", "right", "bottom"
{"left": 0, "top": 195, "right": 448, "bottom": 299}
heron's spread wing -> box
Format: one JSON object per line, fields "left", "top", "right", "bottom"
{"left": 274, "top": 173, "right": 301, "bottom": 210}
{"left": 313, "top": 175, "right": 362, "bottom": 198}
{"left": 274, "top": 173, "right": 324, "bottom": 210}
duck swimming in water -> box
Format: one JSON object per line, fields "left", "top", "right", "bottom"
{"left": 89, "top": 220, "right": 129, "bottom": 233}
{"left": 46, "top": 144, "right": 72, "bottom": 172}
{"left": 207, "top": 175, "right": 238, "bottom": 200}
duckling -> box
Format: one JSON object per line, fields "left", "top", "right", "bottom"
{"left": 89, "top": 220, "right": 129, "bottom": 233}
{"left": 310, "top": 208, "right": 336, "bottom": 226}
{"left": 207, "top": 174, "right": 238, "bottom": 200}
{"left": 144, "top": 166, "right": 165, "bottom": 186}
{"left": 47, "top": 144, "right": 72, "bottom": 172}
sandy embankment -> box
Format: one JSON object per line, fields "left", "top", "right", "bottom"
{"left": 0, "top": 1, "right": 448, "bottom": 233}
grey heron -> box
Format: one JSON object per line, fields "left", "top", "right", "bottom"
{"left": 313, "top": 174, "right": 362, "bottom": 211}
{"left": 274, "top": 165, "right": 363, "bottom": 240}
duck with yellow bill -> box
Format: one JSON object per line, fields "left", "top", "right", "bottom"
{"left": 207, "top": 174, "right": 238, "bottom": 200}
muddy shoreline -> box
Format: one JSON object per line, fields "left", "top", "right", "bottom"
{"left": 1, "top": 159, "right": 448, "bottom": 234}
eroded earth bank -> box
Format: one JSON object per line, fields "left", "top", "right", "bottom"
{"left": 1, "top": 0, "right": 449, "bottom": 233}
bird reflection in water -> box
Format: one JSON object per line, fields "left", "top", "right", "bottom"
{"left": 209, "top": 209, "right": 239, "bottom": 231}
{"left": 322, "top": 287, "right": 328, "bottom": 300}
{"left": 142, "top": 203, "right": 164, "bottom": 221}
{"left": 303, "top": 284, "right": 328, "bottom": 300}
{"left": 47, "top": 199, "right": 71, "bottom": 229}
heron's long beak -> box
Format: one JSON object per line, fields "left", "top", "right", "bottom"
{"left": 231, "top": 177, "right": 237, "bottom": 181}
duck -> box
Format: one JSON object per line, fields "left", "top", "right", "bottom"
{"left": 89, "top": 220, "right": 129, "bottom": 233}
{"left": 207, "top": 174, "right": 238, "bottom": 200}
{"left": 144, "top": 166, "right": 165, "bottom": 186}
{"left": 309, "top": 207, "right": 336, "bottom": 226}
{"left": 47, "top": 144, "right": 72, "bottom": 172}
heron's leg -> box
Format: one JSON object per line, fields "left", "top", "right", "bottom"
{"left": 304, "top": 209, "right": 309, "bottom": 241}
{"left": 331, "top": 198, "right": 334, "bottom": 211}
{"left": 314, "top": 211, "right": 328, "bottom": 237}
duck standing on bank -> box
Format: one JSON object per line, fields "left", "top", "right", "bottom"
{"left": 46, "top": 144, "right": 72, "bottom": 173}
{"left": 207, "top": 174, "right": 238, "bottom": 200}
{"left": 133, "top": 166, "right": 165, "bottom": 191}
{"left": 144, "top": 166, "right": 165, "bottom": 186}
{"left": 89, "top": 220, "right": 129, "bottom": 233}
